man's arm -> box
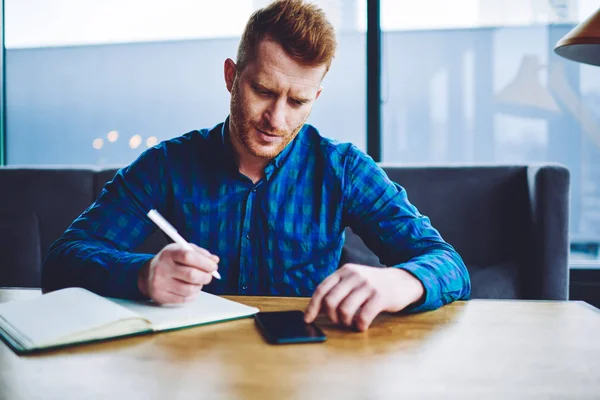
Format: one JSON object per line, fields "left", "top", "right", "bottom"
{"left": 305, "top": 148, "right": 470, "bottom": 329}
{"left": 42, "top": 147, "right": 168, "bottom": 299}
{"left": 341, "top": 150, "right": 471, "bottom": 312}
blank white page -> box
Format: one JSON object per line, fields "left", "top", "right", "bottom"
{"left": 109, "top": 291, "right": 259, "bottom": 331}
{"left": 0, "top": 288, "right": 141, "bottom": 347}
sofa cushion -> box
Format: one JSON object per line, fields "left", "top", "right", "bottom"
{"left": 468, "top": 262, "right": 521, "bottom": 299}
{"left": 340, "top": 227, "right": 385, "bottom": 268}
{"left": 342, "top": 227, "right": 521, "bottom": 299}
{"left": 0, "top": 213, "right": 41, "bottom": 287}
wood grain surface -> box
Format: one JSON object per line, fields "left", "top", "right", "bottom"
{"left": 1, "top": 288, "right": 599, "bottom": 399}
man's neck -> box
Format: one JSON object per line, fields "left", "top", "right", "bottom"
{"left": 238, "top": 158, "right": 268, "bottom": 184}
{"left": 228, "top": 125, "right": 270, "bottom": 184}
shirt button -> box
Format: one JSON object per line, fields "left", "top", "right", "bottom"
{"left": 252, "top": 188, "right": 257, "bottom": 193}
{"left": 242, "top": 285, "right": 248, "bottom": 291}
{"left": 245, "top": 233, "right": 251, "bottom": 240}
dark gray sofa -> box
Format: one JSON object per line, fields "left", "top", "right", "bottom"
{"left": 0, "top": 164, "right": 570, "bottom": 300}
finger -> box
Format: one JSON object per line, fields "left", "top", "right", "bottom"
{"left": 171, "top": 265, "right": 213, "bottom": 286}
{"left": 171, "top": 248, "right": 219, "bottom": 274}
{"left": 321, "top": 274, "right": 364, "bottom": 324}
{"left": 164, "top": 291, "right": 198, "bottom": 304}
{"left": 167, "top": 278, "right": 203, "bottom": 299}
{"left": 151, "top": 291, "right": 190, "bottom": 305}
{"left": 304, "top": 273, "right": 342, "bottom": 323}
{"left": 338, "top": 285, "right": 372, "bottom": 327}
{"left": 354, "top": 293, "right": 384, "bottom": 332}
{"left": 189, "top": 243, "right": 220, "bottom": 263}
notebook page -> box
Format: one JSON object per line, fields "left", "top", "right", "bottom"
{"left": 109, "top": 291, "right": 259, "bottom": 331}
{"left": 0, "top": 288, "right": 142, "bottom": 347}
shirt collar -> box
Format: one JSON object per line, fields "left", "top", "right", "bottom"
{"left": 219, "top": 117, "right": 239, "bottom": 174}
{"left": 270, "top": 125, "right": 300, "bottom": 169}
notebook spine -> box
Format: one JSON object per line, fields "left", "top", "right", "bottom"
{"left": 0, "top": 314, "right": 34, "bottom": 351}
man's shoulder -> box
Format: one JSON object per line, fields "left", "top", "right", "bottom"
{"left": 125, "top": 122, "right": 224, "bottom": 175}
{"left": 297, "top": 124, "right": 362, "bottom": 161}
{"left": 160, "top": 122, "right": 223, "bottom": 151}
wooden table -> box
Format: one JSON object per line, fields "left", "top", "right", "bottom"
{"left": 1, "top": 289, "right": 600, "bottom": 399}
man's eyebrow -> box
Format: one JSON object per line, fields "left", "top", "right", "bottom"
{"left": 252, "top": 80, "right": 313, "bottom": 103}
{"left": 290, "top": 95, "right": 312, "bottom": 103}
{"left": 251, "top": 81, "right": 274, "bottom": 91}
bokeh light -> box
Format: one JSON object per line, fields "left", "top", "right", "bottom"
{"left": 92, "top": 138, "right": 104, "bottom": 150}
{"left": 107, "top": 130, "right": 119, "bottom": 142}
{"left": 146, "top": 136, "right": 159, "bottom": 148}
{"left": 129, "top": 134, "right": 142, "bottom": 149}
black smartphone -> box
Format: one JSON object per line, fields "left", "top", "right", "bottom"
{"left": 254, "top": 310, "right": 327, "bottom": 344}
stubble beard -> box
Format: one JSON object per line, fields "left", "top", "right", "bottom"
{"left": 230, "top": 83, "right": 307, "bottom": 160}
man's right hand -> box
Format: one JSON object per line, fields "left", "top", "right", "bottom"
{"left": 138, "top": 243, "right": 219, "bottom": 304}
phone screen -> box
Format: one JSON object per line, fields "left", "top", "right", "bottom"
{"left": 254, "top": 310, "right": 327, "bottom": 344}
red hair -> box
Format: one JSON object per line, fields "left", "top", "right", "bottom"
{"left": 236, "top": 0, "right": 337, "bottom": 73}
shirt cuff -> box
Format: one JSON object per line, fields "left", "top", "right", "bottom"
{"left": 106, "top": 253, "right": 154, "bottom": 300}
{"left": 392, "top": 262, "right": 442, "bottom": 313}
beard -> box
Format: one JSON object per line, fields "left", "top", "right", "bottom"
{"left": 229, "top": 82, "right": 308, "bottom": 160}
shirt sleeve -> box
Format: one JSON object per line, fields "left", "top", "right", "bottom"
{"left": 41, "top": 145, "right": 170, "bottom": 300}
{"left": 342, "top": 148, "right": 471, "bottom": 312}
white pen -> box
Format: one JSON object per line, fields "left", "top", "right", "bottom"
{"left": 147, "top": 209, "right": 222, "bottom": 280}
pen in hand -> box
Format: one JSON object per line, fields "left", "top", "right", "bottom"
{"left": 147, "top": 209, "right": 222, "bottom": 280}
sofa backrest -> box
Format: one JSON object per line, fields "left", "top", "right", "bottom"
{"left": 341, "top": 166, "right": 542, "bottom": 299}
{"left": 0, "top": 164, "right": 569, "bottom": 300}
{"left": 0, "top": 167, "right": 96, "bottom": 287}
{"left": 386, "top": 166, "right": 533, "bottom": 269}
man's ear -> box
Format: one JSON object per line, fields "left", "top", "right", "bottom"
{"left": 224, "top": 58, "right": 237, "bottom": 93}
{"left": 314, "top": 86, "right": 323, "bottom": 101}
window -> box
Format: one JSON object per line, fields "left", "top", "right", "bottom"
{"left": 380, "top": 0, "right": 600, "bottom": 264}
{"left": 5, "top": 0, "right": 366, "bottom": 164}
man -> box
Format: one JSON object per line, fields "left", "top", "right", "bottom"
{"left": 43, "top": 0, "right": 470, "bottom": 331}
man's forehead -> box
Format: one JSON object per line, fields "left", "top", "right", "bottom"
{"left": 247, "top": 38, "right": 325, "bottom": 89}
{"left": 253, "top": 67, "right": 321, "bottom": 91}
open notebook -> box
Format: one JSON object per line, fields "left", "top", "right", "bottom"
{"left": 0, "top": 287, "right": 259, "bottom": 354}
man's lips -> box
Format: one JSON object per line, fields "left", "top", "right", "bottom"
{"left": 256, "top": 128, "right": 282, "bottom": 143}
{"left": 257, "top": 128, "right": 278, "bottom": 137}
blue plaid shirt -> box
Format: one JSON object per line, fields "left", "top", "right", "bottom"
{"left": 43, "top": 119, "right": 470, "bottom": 312}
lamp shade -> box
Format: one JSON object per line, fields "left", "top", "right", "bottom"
{"left": 555, "top": 7, "right": 600, "bottom": 66}
{"left": 495, "top": 55, "right": 560, "bottom": 118}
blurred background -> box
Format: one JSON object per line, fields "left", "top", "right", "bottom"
{"left": 2, "top": 0, "right": 599, "bottom": 266}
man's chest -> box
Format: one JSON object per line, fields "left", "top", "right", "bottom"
{"left": 172, "top": 175, "right": 345, "bottom": 251}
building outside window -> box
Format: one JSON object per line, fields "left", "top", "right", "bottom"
{"left": 378, "top": 0, "right": 600, "bottom": 264}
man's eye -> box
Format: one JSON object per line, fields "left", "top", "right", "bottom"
{"left": 291, "top": 99, "right": 305, "bottom": 107}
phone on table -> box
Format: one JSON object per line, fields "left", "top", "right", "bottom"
{"left": 254, "top": 310, "right": 327, "bottom": 344}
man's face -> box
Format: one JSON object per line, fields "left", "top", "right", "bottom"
{"left": 226, "top": 39, "right": 326, "bottom": 160}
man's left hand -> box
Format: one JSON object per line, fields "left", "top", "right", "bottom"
{"left": 304, "top": 264, "right": 424, "bottom": 331}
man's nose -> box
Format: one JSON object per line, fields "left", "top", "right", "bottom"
{"left": 265, "top": 99, "right": 286, "bottom": 130}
